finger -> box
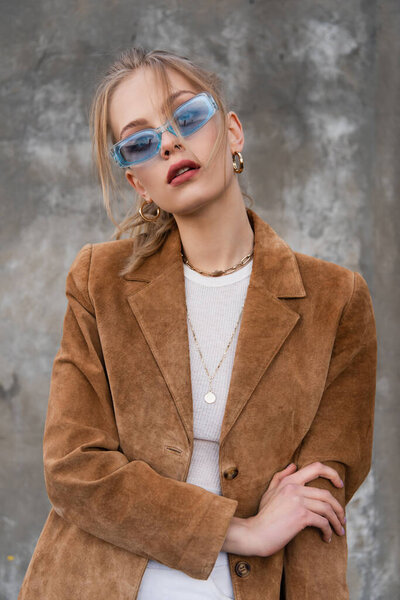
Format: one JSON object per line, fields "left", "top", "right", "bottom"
{"left": 288, "top": 461, "right": 344, "bottom": 489}
{"left": 269, "top": 463, "right": 297, "bottom": 489}
{"left": 281, "top": 463, "right": 297, "bottom": 474}
{"left": 299, "top": 485, "right": 346, "bottom": 525}
{"left": 304, "top": 511, "right": 333, "bottom": 543}
{"left": 303, "top": 498, "right": 345, "bottom": 537}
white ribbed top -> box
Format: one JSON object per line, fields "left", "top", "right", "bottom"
{"left": 143, "top": 256, "right": 253, "bottom": 589}
{"left": 183, "top": 258, "right": 253, "bottom": 505}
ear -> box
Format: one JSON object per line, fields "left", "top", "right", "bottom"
{"left": 125, "top": 169, "right": 149, "bottom": 199}
{"left": 226, "top": 111, "right": 244, "bottom": 154}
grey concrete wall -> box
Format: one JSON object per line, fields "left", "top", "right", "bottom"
{"left": 1, "top": 1, "right": 398, "bottom": 598}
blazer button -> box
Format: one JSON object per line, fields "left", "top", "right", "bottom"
{"left": 223, "top": 467, "right": 238, "bottom": 480}
{"left": 235, "top": 560, "right": 251, "bottom": 577}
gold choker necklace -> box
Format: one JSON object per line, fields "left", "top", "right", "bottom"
{"left": 180, "top": 245, "right": 254, "bottom": 277}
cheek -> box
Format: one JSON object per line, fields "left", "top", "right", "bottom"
{"left": 184, "top": 117, "right": 221, "bottom": 158}
{"left": 130, "top": 160, "right": 164, "bottom": 189}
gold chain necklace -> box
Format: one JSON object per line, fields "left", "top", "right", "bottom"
{"left": 186, "top": 302, "right": 245, "bottom": 403}
{"left": 180, "top": 245, "right": 254, "bottom": 277}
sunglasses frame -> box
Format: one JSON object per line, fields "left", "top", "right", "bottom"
{"left": 110, "top": 91, "right": 219, "bottom": 168}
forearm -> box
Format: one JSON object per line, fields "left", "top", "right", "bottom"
{"left": 221, "top": 516, "right": 254, "bottom": 556}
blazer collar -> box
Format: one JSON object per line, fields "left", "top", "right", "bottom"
{"left": 123, "top": 207, "right": 306, "bottom": 446}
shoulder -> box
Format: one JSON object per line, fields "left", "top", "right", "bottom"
{"left": 295, "top": 250, "right": 354, "bottom": 290}
{"left": 293, "top": 250, "right": 374, "bottom": 316}
{"left": 90, "top": 239, "right": 134, "bottom": 271}
{"left": 67, "top": 239, "right": 134, "bottom": 291}
{"left": 70, "top": 239, "right": 134, "bottom": 272}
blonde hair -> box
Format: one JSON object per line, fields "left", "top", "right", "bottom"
{"left": 89, "top": 46, "right": 254, "bottom": 275}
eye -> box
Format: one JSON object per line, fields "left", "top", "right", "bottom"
{"left": 176, "top": 109, "right": 194, "bottom": 127}
{"left": 173, "top": 95, "right": 210, "bottom": 135}
{"left": 119, "top": 131, "right": 158, "bottom": 161}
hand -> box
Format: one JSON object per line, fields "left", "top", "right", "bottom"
{"left": 245, "top": 462, "right": 347, "bottom": 557}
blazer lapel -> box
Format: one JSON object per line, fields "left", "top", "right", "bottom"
{"left": 123, "top": 208, "right": 306, "bottom": 446}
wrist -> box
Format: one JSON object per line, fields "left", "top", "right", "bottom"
{"left": 222, "top": 516, "right": 254, "bottom": 556}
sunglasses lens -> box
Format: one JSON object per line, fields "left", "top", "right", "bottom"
{"left": 174, "top": 94, "right": 215, "bottom": 137}
{"left": 119, "top": 131, "right": 159, "bottom": 165}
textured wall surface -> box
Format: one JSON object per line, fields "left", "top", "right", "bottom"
{"left": 1, "top": 1, "right": 399, "bottom": 598}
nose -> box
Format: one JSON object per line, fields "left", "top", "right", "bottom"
{"left": 160, "top": 125, "right": 183, "bottom": 158}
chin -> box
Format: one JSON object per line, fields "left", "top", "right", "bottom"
{"left": 168, "top": 196, "right": 215, "bottom": 218}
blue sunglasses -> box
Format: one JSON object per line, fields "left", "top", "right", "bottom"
{"left": 110, "top": 91, "right": 219, "bottom": 168}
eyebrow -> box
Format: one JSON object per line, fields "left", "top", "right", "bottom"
{"left": 118, "top": 90, "right": 196, "bottom": 141}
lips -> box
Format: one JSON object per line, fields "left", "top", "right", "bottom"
{"left": 169, "top": 167, "right": 201, "bottom": 187}
{"left": 167, "top": 160, "right": 201, "bottom": 184}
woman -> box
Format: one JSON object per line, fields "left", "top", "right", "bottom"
{"left": 18, "top": 47, "right": 377, "bottom": 600}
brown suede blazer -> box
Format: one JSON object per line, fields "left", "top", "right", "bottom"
{"left": 18, "top": 207, "right": 377, "bottom": 600}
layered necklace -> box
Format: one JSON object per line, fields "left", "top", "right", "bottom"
{"left": 181, "top": 243, "right": 254, "bottom": 403}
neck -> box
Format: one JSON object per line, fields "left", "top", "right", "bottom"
{"left": 174, "top": 194, "right": 255, "bottom": 274}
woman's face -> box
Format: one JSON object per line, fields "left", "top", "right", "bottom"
{"left": 108, "top": 67, "right": 244, "bottom": 217}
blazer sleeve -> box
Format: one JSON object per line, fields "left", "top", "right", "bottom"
{"left": 43, "top": 243, "right": 238, "bottom": 581}
{"left": 283, "top": 270, "right": 377, "bottom": 599}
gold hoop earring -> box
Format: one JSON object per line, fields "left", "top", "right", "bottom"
{"left": 139, "top": 199, "right": 160, "bottom": 222}
{"left": 232, "top": 151, "right": 244, "bottom": 173}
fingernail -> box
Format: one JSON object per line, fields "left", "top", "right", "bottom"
{"left": 328, "top": 537, "right": 332, "bottom": 543}
{"left": 339, "top": 479, "right": 344, "bottom": 487}
{"left": 343, "top": 516, "right": 347, "bottom": 523}
{"left": 341, "top": 527, "right": 345, "bottom": 535}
